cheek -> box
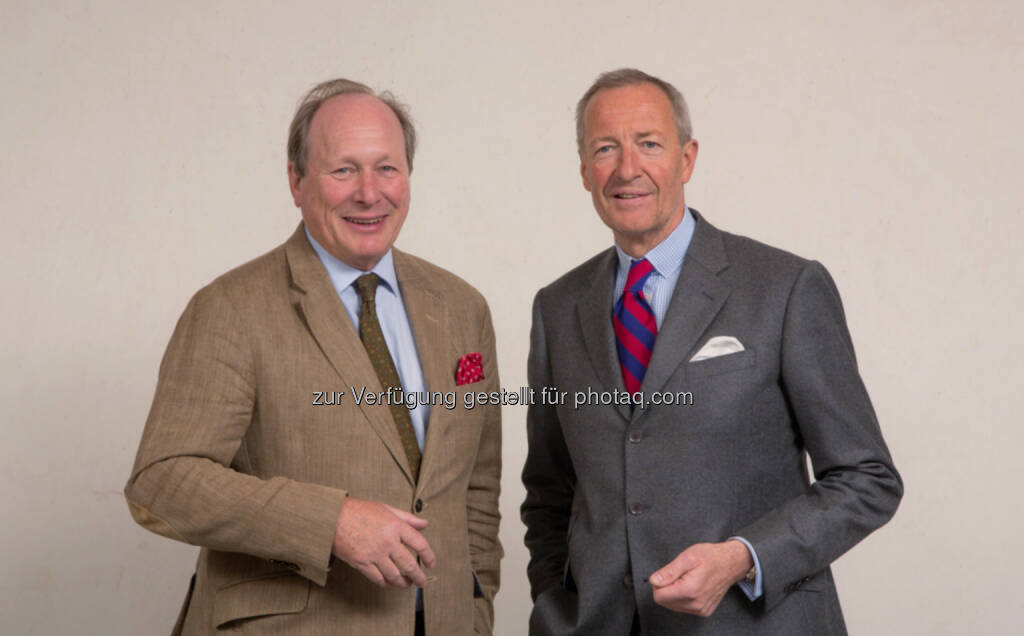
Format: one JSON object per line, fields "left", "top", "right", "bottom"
{"left": 313, "top": 180, "right": 352, "bottom": 207}
{"left": 382, "top": 181, "right": 411, "bottom": 210}
{"left": 586, "top": 166, "right": 612, "bottom": 193}
{"left": 664, "top": 171, "right": 686, "bottom": 201}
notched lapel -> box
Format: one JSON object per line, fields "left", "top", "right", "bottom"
{"left": 577, "top": 249, "right": 631, "bottom": 423}
{"left": 636, "top": 213, "right": 732, "bottom": 423}
{"left": 285, "top": 227, "right": 416, "bottom": 485}
{"left": 394, "top": 250, "right": 454, "bottom": 487}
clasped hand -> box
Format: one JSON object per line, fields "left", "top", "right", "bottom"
{"left": 332, "top": 497, "right": 436, "bottom": 588}
{"left": 648, "top": 540, "right": 753, "bottom": 617}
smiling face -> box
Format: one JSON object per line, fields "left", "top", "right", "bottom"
{"left": 579, "top": 82, "right": 698, "bottom": 257}
{"left": 288, "top": 93, "right": 410, "bottom": 271}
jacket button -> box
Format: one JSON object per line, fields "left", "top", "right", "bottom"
{"left": 628, "top": 502, "right": 645, "bottom": 515}
{"left": 623, "top": 574, "right": 634, "bottom": 588}
{"left": 414, "top": 499, "right": 424, "bottom": 513}
{"left": 628, "top": 430, "right": 643, "bottom": 443}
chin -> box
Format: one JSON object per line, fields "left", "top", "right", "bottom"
{"left": 610, "top": 221, "right": 656, "bottom": 237}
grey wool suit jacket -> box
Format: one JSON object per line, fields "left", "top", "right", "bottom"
{"left": 126, "top": 224, "right": 502, "bottom": 636}
{"left": 521, "top": 210, "right": 902, "bottom": 635}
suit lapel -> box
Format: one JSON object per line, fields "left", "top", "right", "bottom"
{"left": 577, "top": 248, "right": 631, "bottom": 423}
{"left": 393, "top": 249, "right": 453, "bottom": 487}
{"left": 284, "top": 226, "right": 415, "bottom": 485}
{"left": 635, "top": 211, "right": 731, "bottom": 423}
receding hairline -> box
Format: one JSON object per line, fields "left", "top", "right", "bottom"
{"left": 300, "top": 93, "right": 411, "bottom": 172}
{"left": 309, "top": 93, "right": 405, "bottom": 132}
{"left": 575, "top": 69, "right": 693, "bottom": 153}
{"left": 580, "top": 85, "right": 679, "bottom": 144}
{"left": 288, "top": 78, "right": 417, "bottom": 177}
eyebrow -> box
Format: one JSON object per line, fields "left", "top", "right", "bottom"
{"left": 589, "top": 131, "right": 663, "bottom": 146}
{"left": 328, "top": 152, "right": 398, "bottom": 165}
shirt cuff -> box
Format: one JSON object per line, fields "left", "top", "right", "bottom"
{"left": 728, "top": 536, "right": 763, "bottom": 601}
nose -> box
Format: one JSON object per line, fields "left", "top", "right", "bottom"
{"left": 354, "top": 172, "right": 380, "bottom": 205}
{"left": 615, "top": 146, "right": 641, "bottom": 181}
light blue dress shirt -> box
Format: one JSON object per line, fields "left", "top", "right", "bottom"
{"left": 611, "top": 208, "right": 764, "bottom": 601}
{"left": 305, "top": 229, "right": 430, "bottom": 452}
{"left": 612, "top": 206, "right": 696, "bottom": 327}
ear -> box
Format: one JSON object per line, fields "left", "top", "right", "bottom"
{"left": 580, "top": 154, "right": 592, "bottom": 192}
{"left": 681, "top": 139, "right": 699, "bottom": 184}
{"left": 287, "top": 162, "right": 303, "bottom": 207}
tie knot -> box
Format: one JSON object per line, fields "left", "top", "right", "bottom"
{"left": 354, "top": 273, "right": 381, "bottom": 303}
{"left": 625, "top": 258, "right": 654, "bottom": 293}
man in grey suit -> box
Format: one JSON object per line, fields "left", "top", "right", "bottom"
{"left": 521, "top": 68, "right": 902, "bottom": 635}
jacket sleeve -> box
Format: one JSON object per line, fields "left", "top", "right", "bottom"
{"left": 124, "top": 283, "right": 347, "bottom": 586}
{"left": 520, "top": 291, "right": 577, "bottom": 601}
{"left": 466, "top": 302, "right": 503, "bottom": 633}
{"left": 735, "top": 260, "right": 903, "bottom": 610}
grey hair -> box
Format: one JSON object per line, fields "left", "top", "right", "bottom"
{"left": 287, "top": 78, "right": 417, "bottom": 176}
{"left": 575, "top": 68, "right": 692, "bottom": 153}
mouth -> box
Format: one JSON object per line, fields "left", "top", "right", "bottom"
{"left": 611, "top": 192, "right": 651, "bottom": 201}
{"left": 344, "top": 215, "right": 387, "bottom": 226}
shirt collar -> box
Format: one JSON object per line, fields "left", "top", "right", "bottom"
{"left": 304, "top": 226, "right": 399, "bottom": 298}
{"left": 614, "top": 206, "right": 696, "bottom": 279}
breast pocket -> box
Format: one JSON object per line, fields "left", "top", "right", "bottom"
{"left": 685, "top": 347, "right": 757, "bottom": 379}
{"left": 682, "top": 348, "right": 762, "bottom": 423}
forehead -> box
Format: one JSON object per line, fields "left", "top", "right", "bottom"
{"left": 307, "top": 93, "right": 405, "bottom": 157}
{"left": 583, "top": 83, "right": 675, "bottom": 139}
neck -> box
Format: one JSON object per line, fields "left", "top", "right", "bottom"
{"left": 615, "top": 205, "right": 686, "bottom": 258}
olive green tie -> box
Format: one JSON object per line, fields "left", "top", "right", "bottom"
{"left": 354, "top": 274, "right": 421, "bottom": 481}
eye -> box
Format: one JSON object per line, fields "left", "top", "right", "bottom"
{"left": 379, "top": 165, "right": 397, "bottom": 173}
{"left": 596, "top": 145, "right": 613, "bottom": 155}
{"left": 332, "top": 166, "right": 354, "bottom": 176}
{"left": 641, "top": 141, "right": 660, "bottom": 150}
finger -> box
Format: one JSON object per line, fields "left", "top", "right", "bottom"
{"left": 401, "top": 526, "right": 437, "bottom": 568}
{"left": 376, "top": 557, "right": 411, "bottom": 588}
{"left": 359, "top": 563, "right": 388, "bottom": 588}
{"left": 653, "top": 584, "right": 701, "bottom": 616}
{"left": 386, "top": 504, "right": 429, "bottom": 529}
{"left": 650, "top": 546, "right": 701, "bottom": 587}
{"left": 391, "top": 547, "right": 428, "bottom": 587}
{"left": 652, "top": 587, "right": 676, "bottom": 609}
{"left": 653, "top": 577, "right": 691, "bottom": 604}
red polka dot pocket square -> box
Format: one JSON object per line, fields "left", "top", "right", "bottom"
{"left": 456, "top": 352, "right": 484, "bottom": 385}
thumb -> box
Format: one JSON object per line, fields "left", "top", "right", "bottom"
{"left": 649, "top": 546, "right": 699, "bottom": 587}
{"left": 386, "top": 504, "right": 429, "bottom": 529}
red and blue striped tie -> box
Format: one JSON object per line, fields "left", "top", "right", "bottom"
{"left": 614, "top": 258, "right": 658, "bottom": 397}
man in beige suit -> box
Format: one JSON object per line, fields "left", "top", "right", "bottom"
{"left": 126, "top": 79, "right": 502, "bottom": 635}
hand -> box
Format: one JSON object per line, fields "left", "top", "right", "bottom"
{"left": 332, "top": 497, "right": 437, "bottom": 588}
{"left": 648, "top": 540, "right": 753, "bottom": 617}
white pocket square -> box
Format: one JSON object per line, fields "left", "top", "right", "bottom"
{"left": 690, "top": 336, "right": 745, "bottom": 362}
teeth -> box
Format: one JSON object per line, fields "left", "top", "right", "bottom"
{"left": 347, "top": 217, "right": 384, "bottom": 225}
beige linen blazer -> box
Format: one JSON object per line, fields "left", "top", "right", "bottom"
{"left": 126, "top": 225, "right": 502, "bottom": 635}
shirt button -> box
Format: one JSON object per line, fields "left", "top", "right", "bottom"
{"left": 414, "top": 499, "right": 424, "bottom": 513}
{"left": 628, "top": 430, "right": 643, "bottom": 443}
{"left": 628, "top": 502, "right": 645, "bottom": 515}
{"left": 623, "top": 574, "right": 634, "bottom": 588}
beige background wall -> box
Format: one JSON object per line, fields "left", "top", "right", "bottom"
{"left": 2, "top": 1, "right": 1021, "bottom": 633}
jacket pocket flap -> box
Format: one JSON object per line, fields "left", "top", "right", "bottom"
{"left": 214, "top": 573, "right": 310, "bottom": 628}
